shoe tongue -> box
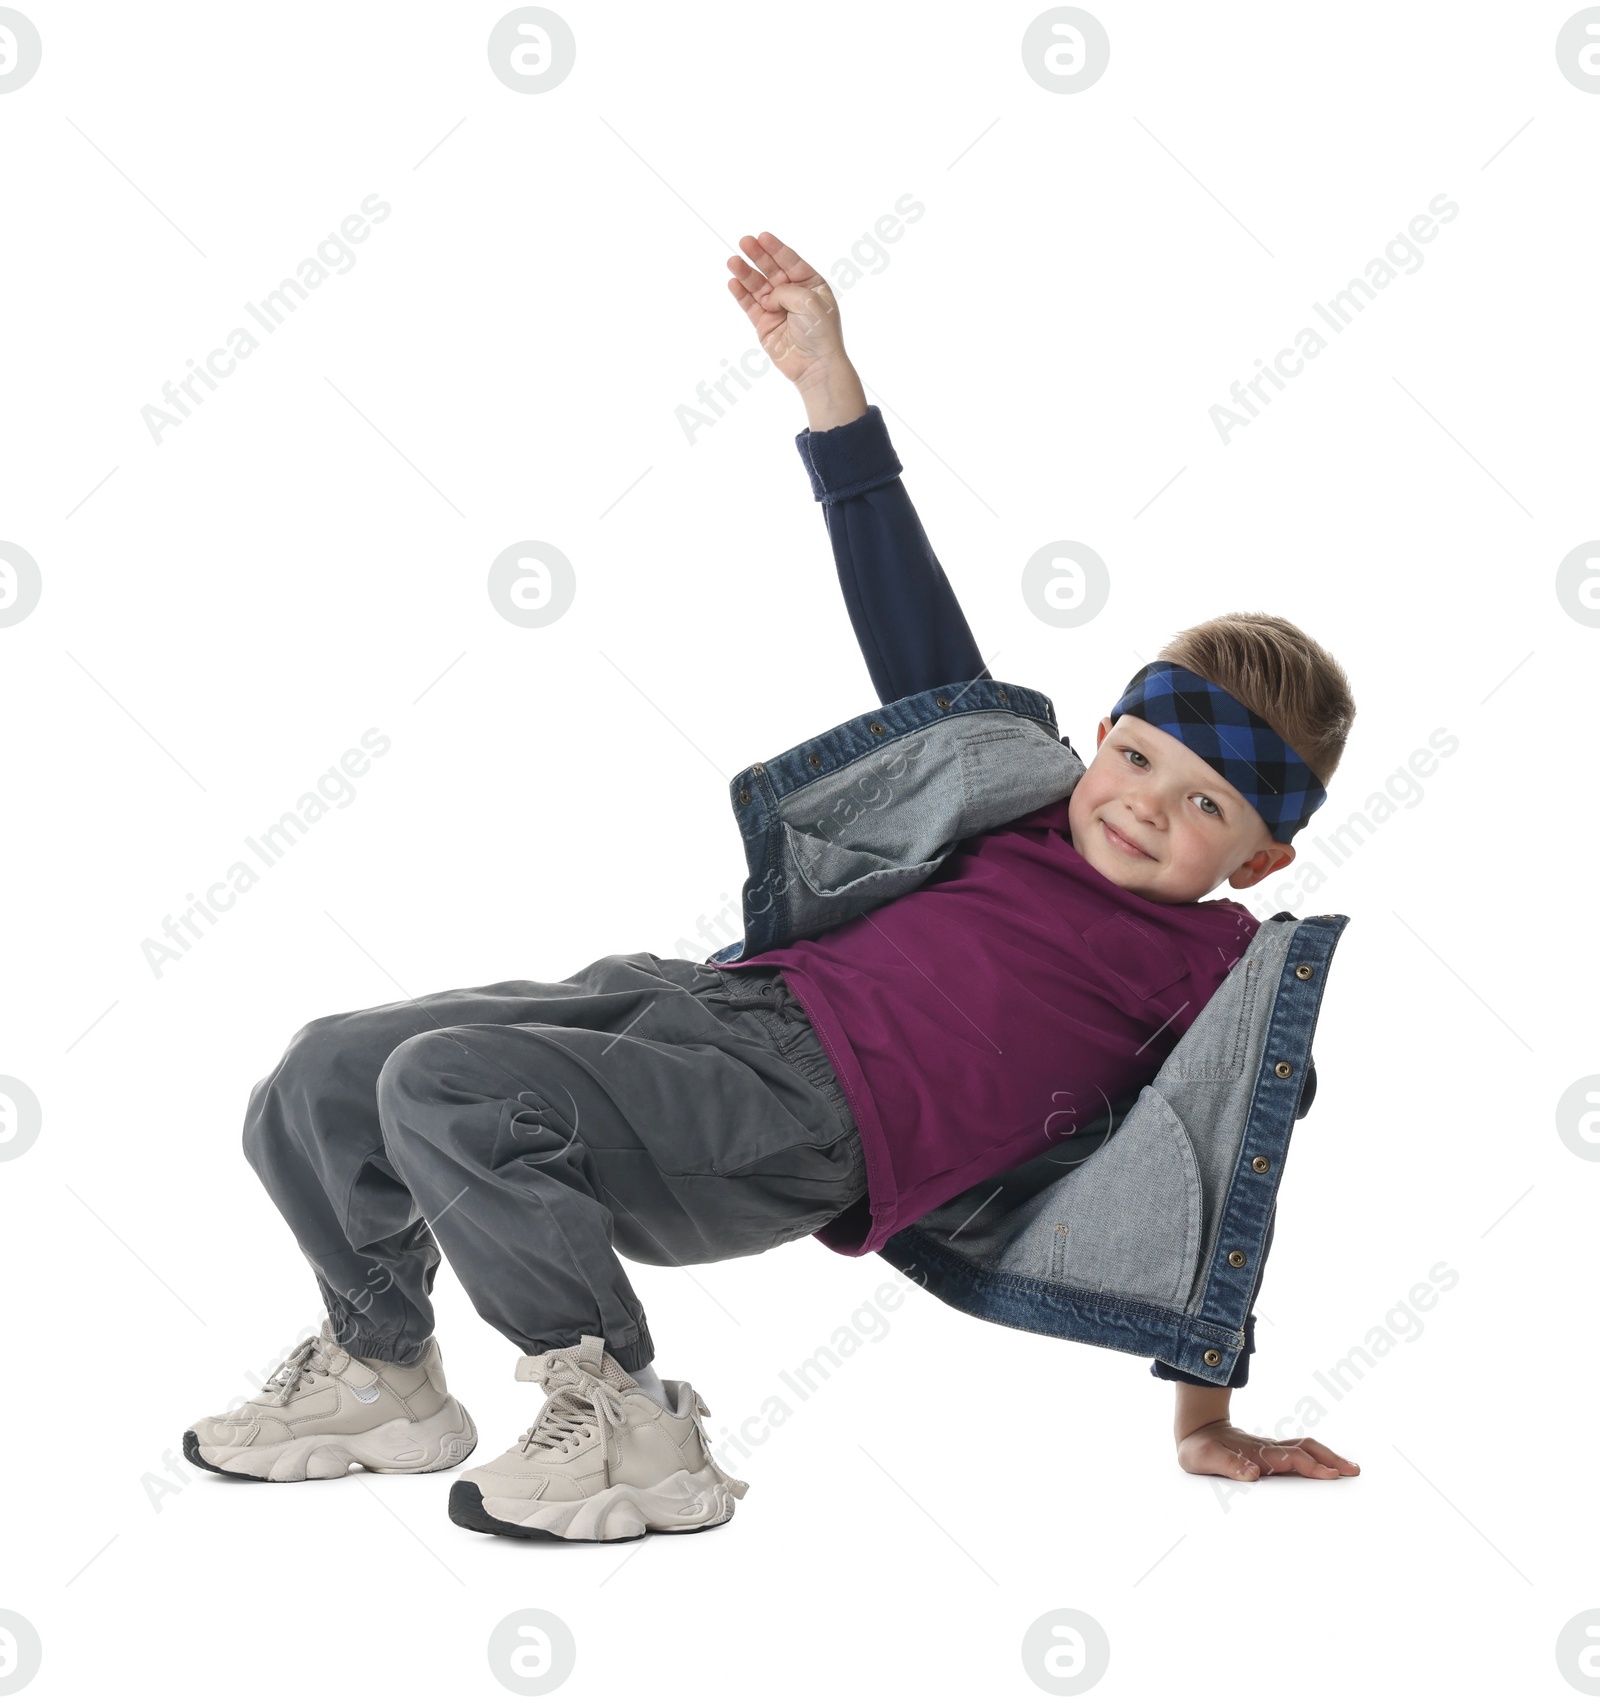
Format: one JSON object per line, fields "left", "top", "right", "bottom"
{"left": 563, "top": 1336, "right": 638, "bottom": 1391}
{"left": 518, "top": 1336, "right": 638, "bottom": 1392}
{"left": 584, "top": 1336, "right": 639, "bottom": 1392}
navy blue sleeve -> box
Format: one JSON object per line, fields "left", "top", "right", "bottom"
{"left": 795, "top": 405, "right": 988, "bottom": 704}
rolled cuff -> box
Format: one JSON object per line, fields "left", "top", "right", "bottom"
{"left": 795, "top": 404, "right": 903, "bottom": 504}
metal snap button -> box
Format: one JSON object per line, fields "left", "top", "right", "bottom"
{"left": 997, "top": 688, "right": 1008, "bottom": 701}
{"left": 1274, "top": 1061, "right": 1293, "bottom": 1079}
{"left": 738, "top": 788, "right": 751, "bottom": 804}
{"left": 935, "top": 697, "right": 950, "bottom": 708}
{"left": 752, "top": 763, "right": 765, "bottom": 775}
{"left": 1251, "top": 1155, "right": 1270, "bottom": 1174}
{"left": 807, "top": 754, "right": 821, "bottom": 769}
{"left": 1227, "top": 1250, "right": 1246, "bottom": 1268}
{"left": 1202, "top": 1349, "right": 1222, "bottom": 1367}
{"left": 760, "top": 985, "right": 772, "bottom": 996}
{"left": 869, "top": 721, "right": 885, "bottom": 735}
{"left": 1295, "top": 963, "right": 1314, "bottom": 980}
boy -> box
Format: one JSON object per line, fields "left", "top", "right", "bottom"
{"left": 183, "top": 231, "right": 1359, "bottom": 1541}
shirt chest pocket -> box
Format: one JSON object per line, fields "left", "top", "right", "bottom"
{"left": 1081, "top": 912, "right": 1190, "bottom": 1004}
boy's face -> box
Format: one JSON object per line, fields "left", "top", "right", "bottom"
{"left": 1065, "top": 714, "right": 1296, "bottom": 905}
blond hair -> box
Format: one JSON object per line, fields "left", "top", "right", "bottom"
{"left": 1158, "top": 612, "right": 1356, "bottom": 785}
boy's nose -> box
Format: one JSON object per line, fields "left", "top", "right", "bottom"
{"left": 1125, "top": 788, "right": 1165, "bottom": 826}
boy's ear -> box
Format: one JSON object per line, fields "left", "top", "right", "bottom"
{"left": 1228, "top": 841, "right": 1295, "bottom": 890}
{"left": 1094, "top": 716, "right": 1113, "bottom": 748}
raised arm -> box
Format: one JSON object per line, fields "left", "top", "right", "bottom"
{"left": 726, "top": 232, "right": 987, "bottom": 705}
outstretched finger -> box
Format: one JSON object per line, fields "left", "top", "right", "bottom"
{"left": 725, "top": 279, "right": 773, "bottom": 346}
{"left": 726, "top": 251, "right": 774, "bottom": 307}
{"left": 728, "top": 235, "right": 793, "bottom": 304}
{"left": 725, "top": 256, "right": 800, "bottom": 339}
{"left": 748, "top": 230, "right": 824, "bottom": 290}
{"left": 1294, "top": 1436, "right": 1361, "bottom": 1475}
{"left": 1258, "top": 1441, "right": 1340, "bottom": 1478}
{"left": 725, "top": 268, "right": 770, "bottom": 317}
{"left": 726, "top": 244, "right": 809, "bottom": 319}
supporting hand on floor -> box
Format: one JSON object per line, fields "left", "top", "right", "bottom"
{"left": 1173, "top": 1381, "right": 1359, "bottom": 1481}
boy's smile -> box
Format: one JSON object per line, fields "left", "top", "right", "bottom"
{"left": 1066, "top": 713, "right": 1297, "bottom": 905}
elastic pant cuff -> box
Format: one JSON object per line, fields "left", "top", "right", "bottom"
{"left": 342, "top": 1338, "right": 430, "bottom": 1368}
{"left": 323, "top": 1310, "right": 430, "bottom": 1368}
{"left": 519, "top": 1325, "right": 656, "bottom": 1375}
{"left": 606, "top": 1328, "right": 656, "bottom": 1376}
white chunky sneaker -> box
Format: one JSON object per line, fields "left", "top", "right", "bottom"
{"left": 183, "top": 1322, "right": 477, "bottom": 1483}
{"left": 449, "top": 1336, "right": 748, "bottom": 1542}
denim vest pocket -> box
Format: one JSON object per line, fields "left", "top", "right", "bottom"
{"left": 1042, "top": 1086, "right": 1204, "bottom": 1307}
{"left": 782, "top": 821, "right": 946, "bottom": 904}
{"left": 957, "top": 722, "right": 1082, "bottom": 833}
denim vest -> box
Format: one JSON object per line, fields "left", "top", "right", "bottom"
{"left": 707, "top": 679, "right": 1348, "bottom": 1386}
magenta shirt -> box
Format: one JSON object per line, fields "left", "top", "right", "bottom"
{"left": 733, "top": 797, "right": 1261, "bottom": 1256}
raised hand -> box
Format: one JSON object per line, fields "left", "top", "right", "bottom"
{"left": 725, "top": 231, "right": 850, "bottom": 388}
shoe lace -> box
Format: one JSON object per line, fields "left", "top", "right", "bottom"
{"left": 517, "top": 1359, "right": 629, "bottom": 1458}
{"left": 258, "top": 1334, "right": 344, "bottom": 1406}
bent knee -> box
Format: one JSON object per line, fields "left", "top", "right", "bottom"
{"left": 374, "top": 1028, "right": 511, "bottom": 1179}
{"left": 374, "top": 1027, "right": 489, "bottom": 1117}
{"left": 241, "top": 1013, "right": 347, "bottom": 1166}
{"left": 244, "top": 1008, "right": 403, "bottom": 1167}
{"left": 266, "top": 1008, "right": 386, "bottom": 1098}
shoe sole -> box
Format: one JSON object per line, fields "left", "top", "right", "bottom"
{"left": 183, "top": 1400, "right": 478, "bottom": 1483}
{"left": 449, "top": 1467, "right": 742, "bottom": 1543}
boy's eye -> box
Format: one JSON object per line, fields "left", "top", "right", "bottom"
{"left": 1120, "top": 747, "right": 1224, "bottom": 818}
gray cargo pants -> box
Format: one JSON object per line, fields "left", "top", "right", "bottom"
{"left": 241, "top": 953, "right": 865, "bottom": 1375}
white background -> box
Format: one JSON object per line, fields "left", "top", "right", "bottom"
{"left": 1, "top": 2, "right": 1595, "bottom": 1700}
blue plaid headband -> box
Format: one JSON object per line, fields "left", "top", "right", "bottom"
{"left": 1109, "top": 661, "right": 1327, "bottom": 840}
